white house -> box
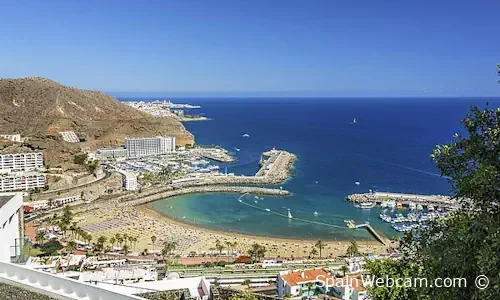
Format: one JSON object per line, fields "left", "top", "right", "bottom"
{"left": 0, "top": 192, "right": 23, "bottom": 262}
{"left": 278, "top": 268, "right": 331, "bottom": 298}
{"left": 330, "top": 275, "right": 368, "bottom": 300}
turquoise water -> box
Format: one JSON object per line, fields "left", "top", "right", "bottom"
{"left": 127, "top": 97, "right": 499, "bottom": 241}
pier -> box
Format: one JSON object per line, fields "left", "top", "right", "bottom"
{"left": 347, "top": 191, "right": 458, "bottom": 210}
{"left": 354, "top": 223, "right": 388, "bottom": 245}
{"left": 118, "top": 186, "right": 291, "bottom": 207}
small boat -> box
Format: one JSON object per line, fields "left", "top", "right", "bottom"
{"left": 351, "top": 118, "right": 357, "bottom": 125}
{"left": 359, "top": 202, "right": 376, "bottom": 209}
{"left": 380, "top": 201, "right": 389, "bottom": 208}
{"left": 287, "top": 209, "right": 293, "bottom": 219}
{"left": 242, "top": 133, "right": 250, "bottom": 138}
{"left": 234, "top": 148, "right": 241, "bottom": 152}
{"left": 355, "top": 181, "right": 361, "bottom": 185}
{"left": 238, "top": 199, "right": 242, "bottom": 203}
{"left": 345, "top": 219, "right": 356, "bottom": 229}
{"left": 387, "top": 201, "right": 396, "bottom": 208}
{"left": 254, "top": 200, "right": 258, "bottom": 204}
{"left": 416, "top": 204, "right": 424, "bottom": 210}
{"left": 265, "top": 208, "right": 270, "bottom": 212}
{"left": 254, "top": 196, "right": 259, "bottom": 199}
{"left": 313, "top": 211, "right": 319, "bottom": 216}
{"left": 409, "top": 202, "right": 417, "bottom": 210}
{"left": 428, "top": 205, "right": 435, "bottom": 212}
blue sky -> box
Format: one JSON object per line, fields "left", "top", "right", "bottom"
{"left": 1, "top": 0, "right": 499, "bottom": 97}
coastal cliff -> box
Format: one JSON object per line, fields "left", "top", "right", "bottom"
{"left": 0, "top": 77, "right": 194, "bottom": 168}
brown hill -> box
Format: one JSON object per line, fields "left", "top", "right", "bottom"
{"left": 0, "top": 77, "right": 194, "bottom": 169}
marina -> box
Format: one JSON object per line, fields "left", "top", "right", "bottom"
{"left": 347, "top": 191, "right": 458, "bottom": 210}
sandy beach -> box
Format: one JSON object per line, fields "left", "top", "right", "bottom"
{"left": 75, "top": 196, "right": 389, "bottom": 259}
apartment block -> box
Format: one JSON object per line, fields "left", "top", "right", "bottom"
{"left": 0, "top": 153, "right": 44, "bottom": 172}
{"left": 125, "top": 136, "right": 175, "bottom": 158}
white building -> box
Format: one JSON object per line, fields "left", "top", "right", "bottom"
{"left": 0, "top": 152, "right": 44, "bottom": 172}
{"left": 278, "top": 268, "right": 331, "bottom": 298}
{"left": 117, "top": 170, "right": 138, "bottom": 191}
{"left": 95, "top": 148, "right": 128, "bottom": 160}
{"left": 54, "top": 194, "right": 82, "bottom": 206}
{"left": 0, "top": 172, "right": 47, "bottom": 192}
{"left": 23, "top": 199, "right": 49, "bottom": 211}
{"left": 125, "top": 136, "right": 176, "bottom": 158}
{"left": 0, "top": 192, "right": 23, "bottom": 262}
{"left": 0, "top": 134, "right": 22, "bottom": 142}
{"left": 329, "top": 275, "right": 368, "bottom": 300}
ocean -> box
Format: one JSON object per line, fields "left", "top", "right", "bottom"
{"left": 120, "top": 97, "right": 499, "bottom": 241}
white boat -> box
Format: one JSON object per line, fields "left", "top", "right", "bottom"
{"left": 409, "top": 202, "right": 417, "bottom": 210}
{"left": 254, "top": 200, "right": 258, "bottom": 203}
{"left": 416, "top": 204, "right": 424, "bottom": 210}
{"left": 313, "top": 211, "right": 319, "bottom": 216}
{"left": 380, "top": 201, "right": 389, "bottom": 208}
{"left": 242, "top": 133, "right": 250, "bottom": 137}
{"left": 352, "top": 118, "right": 357, "bottom": 124}
{"left": 387, "top": 200, "right": 397, "bottom": 208}
{"left": 265, "top": 208, "right": 270, "bottom": 212}
{"left": 254, "top": 196, "right": 259, "bottom": 199}
{"left": 355, "top": 181, "right": 360, "bottom": 185}
{"left": 359, "top": 202, "right": 376, "bottom": 209}
{"left": 428, "top": 205, "right": 435, "bottom": 212}
{"left": 234, "top": 148, "right": 241, "bottom": 152}
{"left": 287, "top": 209, "right": 293, "bottom": 219}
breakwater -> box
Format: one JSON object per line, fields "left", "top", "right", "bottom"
{"left": 347, "top": 192, "right": 458, "bottom": 209}
{"left": 118, "top": 186, "right": 290, "bottom": 207}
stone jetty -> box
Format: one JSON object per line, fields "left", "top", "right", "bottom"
{"left": 347, "top": 191, "right": 458, "bottom": 209}
{"left": 118, "top": 186, "right": 290, "bottom": 207}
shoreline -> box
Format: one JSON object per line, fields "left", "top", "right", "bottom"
{"left": 139, "top": 201, "right": 382, "bottom": 244}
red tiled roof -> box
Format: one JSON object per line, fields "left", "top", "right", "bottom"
{"left": 281, "top": 269, "right": 330, "bottom": 286}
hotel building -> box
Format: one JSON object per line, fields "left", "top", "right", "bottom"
{"left": 0, "top": 172, "right": 47, "bottom": 192}
{"left": 0, "top": 152, "right": 44, "bottom": 172}
{"left": 125, "top": 136, "right": 176, "bottom": 158}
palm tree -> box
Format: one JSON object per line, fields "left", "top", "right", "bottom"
{"left": 66, "top": 241, "right": 77, "bottom": 253}
{"left": 340, "top": 265, "right": 349, "bottom": 277}
{"left": 215, "top": 239, "right": 224, "bottom": 256}
{"left": 122, "top": 244, "right": 129, "bottom": 256}
{"left": 346, "top": 241, "right": 360, "bottom": 257}
{"left": 116, "top": 234, "right": 124, "bottom": 248}
{"left": 35, "top": 231, "right": 45, "bottom": 245}
{"left": 97, "top": 236, "right": 107, "bottom": 252}
{"left": 70, "top": 222, "right": 78, "bottom": 239}
{"left": 151, "top": 235, "right": 157, "bottom": 250}
{"left": 109, "top": 237, "right": 116, "bottom": 249}
{"left": 315, "top": 240, "right": 326, "bottom": 258}
{"left": 142, "top": 248, "right": 149, "bottom": 256}
{"left": 310, "top": 248, "right": 318, "bottom": 258}
{"left": 122, "top": 233, "right": 129, "bottom": 247}
{"left": 225, "top": 241, "right": 233, "bottom": 255}
{"left": 232, "top": 241, "right": 239, "bottom": 255}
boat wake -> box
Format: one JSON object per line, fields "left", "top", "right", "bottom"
{"left": 356, "top": 154, "right": 450, "bottom": 179}
{"left": 237, "top": 194, "right": 346, "bottom": 229}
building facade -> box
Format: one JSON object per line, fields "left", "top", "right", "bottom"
{"left": 117, "top": 170, "right": 138, "bottom": 191}
{"left": 0, "top": 192, "right": 23, "bottom": 262}
{"left": 0, "top": 152, "right": 44, "bottom": 172}
{"left": 0, "top": 172, "right": 47, "bottom": 192}
{"left": 278, "top": 268, "right": 331, "bottom": 298}
{"left": 95, "top": 148, "right": 128, "bottom": 160}
{"left": 125, "top": 136, "right": 176, "bottom": 158}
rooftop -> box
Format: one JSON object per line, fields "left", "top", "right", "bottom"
{"left": 280, "top": 269, "right": 330, "bottom": 286}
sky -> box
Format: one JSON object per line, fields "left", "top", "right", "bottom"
{"left": 1, "top": 0, "right": 499, "bottom": 97}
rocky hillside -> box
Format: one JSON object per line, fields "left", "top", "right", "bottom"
{"left": 0, "top": 77, "right": 194, "bottom": 168}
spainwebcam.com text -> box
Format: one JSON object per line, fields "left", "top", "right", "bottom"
{"left": 316, "top": 274, "right": 490, "bottom": 290}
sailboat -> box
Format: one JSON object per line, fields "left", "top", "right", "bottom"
{"left": 287, "top": 209, "right": 293, "bottom": 219}
{"left": 352, "top": 118, "right": 357, "bottom": 124}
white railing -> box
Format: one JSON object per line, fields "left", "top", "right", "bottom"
{"left": 0, "top": 261, "right": 143, "bottom": 299}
